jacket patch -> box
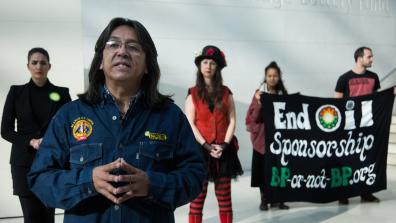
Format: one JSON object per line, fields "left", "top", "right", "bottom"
{"left": 144, "top": 131, "right": 167, "bottom": 141}
{"left": 71, "top": 117, "right": 94, "bottom": 142}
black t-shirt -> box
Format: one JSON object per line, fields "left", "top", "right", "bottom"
{"left": 335, "top": 70, "right": 380, "bottom": 97}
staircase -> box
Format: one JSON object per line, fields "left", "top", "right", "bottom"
{"left": 388, "top": 116, "right": 396, "bottom": 165}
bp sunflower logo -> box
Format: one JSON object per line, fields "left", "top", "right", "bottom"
{"left": 315, "top": 105, "right": 341, "bottom": 132}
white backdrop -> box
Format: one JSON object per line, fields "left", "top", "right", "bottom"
{"left": 0, "top": 0, "right": 395, "bottom": 218}
{"left": 0, "top": 0, "right": 83, "bottom": 218}
{"left": 82, "top": 0, "right": 396, "bottom": 178}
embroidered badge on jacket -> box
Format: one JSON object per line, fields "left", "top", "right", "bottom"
{"left": 144, "top": 131, "right": 167, "bottom": 141}
{"left": 71, "top": 117, "right": 94, "bottom": 141}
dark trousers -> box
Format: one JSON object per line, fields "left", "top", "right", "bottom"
{"left": 18, "top": 195, "right": 54, "bottom": 223}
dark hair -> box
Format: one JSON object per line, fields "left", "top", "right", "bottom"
{"left": 195, "top": 63, "right": 224, "bottom": 108}
{"left": 263, "top": 61, "right": 288, "bottom": 95}
{"left": 28, "top": 47, "right": 50, "bottom": 63}
{"left": 354, "top": 46, "right": 372, "bottom": 62}
{"left": 78, "top": 17, "right": 172, "bottom": 109}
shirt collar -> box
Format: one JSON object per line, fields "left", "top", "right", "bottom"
{"left": 101, "top": 85, "right": 142, "bottom": 119}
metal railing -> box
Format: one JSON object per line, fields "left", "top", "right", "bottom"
{"left": 380, "top": 67, "right": 396, "bottom": 88}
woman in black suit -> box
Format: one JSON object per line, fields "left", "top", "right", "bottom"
{"left": 1, "top": 47, "right": 71, "bottom": 223}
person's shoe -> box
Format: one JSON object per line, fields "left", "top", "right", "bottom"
{"left": 259, "top": 202, "right": 269, "bottom": 211}
{"left": 361, "top": 194, "right": 380, "bottom": 203}
{"left": 338, "top": 198, "right": 349, "bottom": 205}
{"left": 278, "top": 202, "right": 289, "bottom": 210}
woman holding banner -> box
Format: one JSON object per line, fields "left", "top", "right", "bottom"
{"left": 185, "top": 45, "right": 243, "bottom": 223}
{"left": 246, "top": 61, "right": 289, "bottom": 211}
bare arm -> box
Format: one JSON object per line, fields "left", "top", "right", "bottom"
{"left": 335, "top": 92, "right": 344, "bottom": 98}
{"left": 224, "top": 95, "right": 236, "bottom": 143}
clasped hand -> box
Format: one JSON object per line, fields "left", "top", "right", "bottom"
{"left": 210, "top": 144, "right": 223, "bottom": 159}
{"left": 92, "top": 158, "right": 150, "bottom": 204}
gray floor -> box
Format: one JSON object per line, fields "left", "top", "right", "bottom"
{"left": 1, "top": 165, "right": 395, "bottom": 223}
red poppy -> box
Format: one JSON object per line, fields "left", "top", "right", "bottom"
{"left": 206, "top": 48, "right": 215, "bottom": 56}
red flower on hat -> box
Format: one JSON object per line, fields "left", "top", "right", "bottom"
{"left": 206, "top": 48, "right": 215, "bottom": 56}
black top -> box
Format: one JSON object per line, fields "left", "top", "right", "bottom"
{"left": 335, "top": 70, "right": 380, "bottom": 97}
{"left": 29, "top": 79, "right": 53, "bottom": 132}
{"left": 1, "top": 78, "right": 71, "bottom": 195}
{"left": 1, "top": 79, "right": 71, "bottom": 165}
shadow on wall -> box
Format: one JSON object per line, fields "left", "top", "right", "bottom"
{"left": 160, "top": 82, "right": 253, "bottom": 172}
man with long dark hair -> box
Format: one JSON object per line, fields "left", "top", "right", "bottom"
{"left": 28, "top": 18, "right": 206, "bottom": 223}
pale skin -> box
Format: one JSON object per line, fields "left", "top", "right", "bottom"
{"left": 27, "top": 52, "right": 51, "bottom": 149}
{"left": 335, "top": 49, "right": 396, "bottom": 98}
{"left": 92, "top": 25, "right": 150, "bottom": 204}
{"left": 185, "top": 59, "right": 236, "bottom": 159}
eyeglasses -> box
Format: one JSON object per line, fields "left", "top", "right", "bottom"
{"left": 105, "top": 40, "right": 143, "bottom": 55}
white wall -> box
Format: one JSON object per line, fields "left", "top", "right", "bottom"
{"left": 83, "top": 0, "right": 396, "bottom": 97}
{"left": 0, "top": 0, "right": 83, "bottom": 218}
{"left": 82, "top": 0, "right": 396, "bottom": 174}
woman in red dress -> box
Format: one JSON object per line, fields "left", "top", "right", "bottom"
{"left": 185, "top": 45, "right": 243, "bottom": 223}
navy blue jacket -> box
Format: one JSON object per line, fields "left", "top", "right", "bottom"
{"left": 28, "top": 90, "right": 206, "bottom": 223}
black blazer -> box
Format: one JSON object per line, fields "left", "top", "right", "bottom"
{"left": 1, "top": 80, "right": 71, "bottom": 167}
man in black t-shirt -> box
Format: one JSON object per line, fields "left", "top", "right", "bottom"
{"left": 335, "top": 46, "right": 381, "bottom": 205}
{"left": 335, "top": 47, "right": 380, "bottom": 98}
{"left": 335, "top": 69, "right": 380, "bottom": 97}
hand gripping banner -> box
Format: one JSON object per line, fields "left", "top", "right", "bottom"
{"left": 262, "top": 88, "right": 395, "bottom": 203}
